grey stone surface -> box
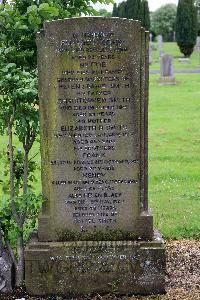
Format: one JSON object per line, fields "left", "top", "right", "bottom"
{"left": 25, "top": 232, "right": 166, "bottom": 296}
{"left": 0, "top": 250, "right": 14, "bottom": 293}
{"left": 195, "top": 36, "right": 200, "bottom": 52}
{"left": 178, "top": 57, "right": 190, "bottom": 63}
{"left": 149, "top": 44, "right": 153, "bottom": 64}
{"left": 160, "top": 54, "right": 173, "bottom": 77}
{"left": 157, "top": 35, "right": 163, "bottom": 57}
{"left": 36, "top": 17, "right": 152, "bottom": 242}
{"left": 149, "top": 33, "right": 153, "bottom": 43}
{"left": 159, "top": 54, "right": 176, "bottom": 85}
{"left": 25, "top": 17, "right": 166, "bottom": 296}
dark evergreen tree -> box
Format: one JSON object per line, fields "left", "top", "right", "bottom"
{"left": 112, "top": 3, "right": 118, "bottom": 17}
{"left": 176, "top": 0, "right": 197, "bottom": 57}
{"left": 140, "top": 0, "right": 150, "bottom": 30}
{"left": 126, "top": 0, "right": 140, "bottom": 20}
{"left": 112, "top": 0, "right": 150, "bottom": 30}
{"left": 117, "top": 2, "right": 127, "bottom": 18}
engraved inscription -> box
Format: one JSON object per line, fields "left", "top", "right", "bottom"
{"left": 46, "top": 30, "right": 140, "bottom": 229}
{"left": 38, "top": 19, "right": 143, "bottom": 236}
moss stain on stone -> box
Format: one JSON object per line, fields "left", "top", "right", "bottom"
{"left": 56, "top": 228, "right": 138, "bottom": 241}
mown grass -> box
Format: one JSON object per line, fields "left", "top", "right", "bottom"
{"left": 150, "top": 42, "right": 200, "bottom": 70}
{"left": 0, "top": 61, "right": 199, "bottom": 240}
{"left": 149, "top": 74, "right": 200, "bottom": 239}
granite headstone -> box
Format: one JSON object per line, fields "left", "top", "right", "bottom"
{"left": 149, "top": 43, "right": 153, "bottom": 64}
{"left": 25, "top": 17, "right": 165, "bottom": 296}
{"left": 159, "top": 54, "right": 176, "bottom": 85}
{"left": 195, "top": 36, "right": 200, "bottom": 52}
{"left": 157, "top": 34, "right": 164, "bottom": 57}
{"left": 0, "top": 250, "right": 14, "bottom": 293}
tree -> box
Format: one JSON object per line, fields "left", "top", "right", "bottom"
{"left": 112, "top": 3, "right": 118, "bottom": 17}
{"left": 117, "top": 1, "right": 126, "bottom": 18}
{"left": 140, "top": 0, "right": 150, "bottom": 31}
{"left": 0, "top": 0, "right": 112, "bottom": 287}
{"left": 151, "top": 4, "right": 177, "bottom": 42}
{"left": 98, "top": 8, "right": 111, "bottom": 17}
{"left": 195, "top": 0, "right": 200, "bottom": 35}
{"left": 176, "top": 0, "right": 198, "bottom": 57}
{"left": 112, "top": 0, "right": 150, "bottom": 30}
{"left": 126, "top": 0, "right": 141, "bottom": 20}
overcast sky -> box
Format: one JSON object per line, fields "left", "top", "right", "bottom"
{"left": 93, "top": 0, "right": 178, "bottom": 12}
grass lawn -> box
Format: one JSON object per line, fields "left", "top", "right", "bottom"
{"left": 150, "top": 42, "right": 200, "bottom": 71}
{"left": 0, "top": 72, "right": 199, "bottom": 240}
{"left": 149, "top": 74, "right": 200, "bottom": 239}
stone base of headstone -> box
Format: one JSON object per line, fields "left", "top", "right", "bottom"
{"left": 158, "top": 76, "right": 176, "bottom": 85}
{"left": 0, "top": 250, "right": 14, "bottom": 293}
{"left": 178, "top": 58, "right": 190, "bottom": 63}
{"left": 25, "top": 230, "right": 165, "bottom": 296}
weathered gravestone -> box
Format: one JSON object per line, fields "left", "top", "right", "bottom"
{"left": 157, "top": 34, "right": 164, "bottom": 57}
{"left": 0, "top": 249, "right": 14, "bottom": 293}
{"left": 149, "top": 33, "right": 153, "bottom": 43}
{"left": 149, "top": 43, "right": 153, "bottom": 64}
{"left": 25, "top": 17, "right": 165, "bottom": 296}
{"left": 159, "top": 54, "right": 176, "bottom": 85}
{"left": 195, "top": 36, "right": 200, "bottom": 51}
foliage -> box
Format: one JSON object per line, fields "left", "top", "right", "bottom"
{"left": 0, "top": 0, "right": 112, "bottom": 286}
{"left": 176, "top": 0, "right": 198, "bottom": 57}
{"left": 98, "top": 8, "right": 111, "bottom": 17}
{"left": 112, "top": 0, "right": 150, "bottom": 30}
{"left": 195, "top": 0, "right": 200, "bottom": 35}
{"left": 151, "top": 4, "right": 177, "bottom": 42}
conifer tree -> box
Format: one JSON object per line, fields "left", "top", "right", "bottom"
{"left": 117, "top": 2, "right": 126, "bottom": 18}
{"left": 112, "top": 0, "right": 150, "bottom": 30}
{"left": 112, "top": 3, "right": 118, "bottom": 17}
{"left": 140, "top": 0, "right": 150, "bottom": 30}
{"left": 176, "top": 0, "right": 197, "bottom": 57}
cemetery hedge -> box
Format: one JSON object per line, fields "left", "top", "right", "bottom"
{"left": 0, "top": 72, "right": 199, "bottom": 241}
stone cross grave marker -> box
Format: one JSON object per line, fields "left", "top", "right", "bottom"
{"left": 159, "top": 53, "right": 176, "bottom": 85}
{"left": 25, "top": 17, "right": 165, "bottom": 296}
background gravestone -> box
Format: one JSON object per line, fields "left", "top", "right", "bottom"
{"left": 159, "top": 54, "right": 176, "bottom": 85}
{"left": 0, "top": 250, "right": 14, "bottom": 293}
{"left": 149, "top": 43, "right": 153, "bottom": 64}
{"left": 157, "top": 34, "right": 164, "bottom": 57}
{"left": 195, "top": 36, "right": 200, "bottom": 51}
{"left": 25, "top": 17, "right": 165, "bottom": 296}
{"left": 149, "top": 32, "right": 153, "bottom": 43}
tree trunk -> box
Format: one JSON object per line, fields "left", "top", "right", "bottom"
{"left": 15, "top": 231, "right": 24, "bottom": 287}
{"left": 23, "top": 149, "right": 29, "bottom": 195}
{"left": 0, "top": 226, "right": 3, "bottom": 254}
{"left": 8, "top": 120, "right": 15, "bottom": 216}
